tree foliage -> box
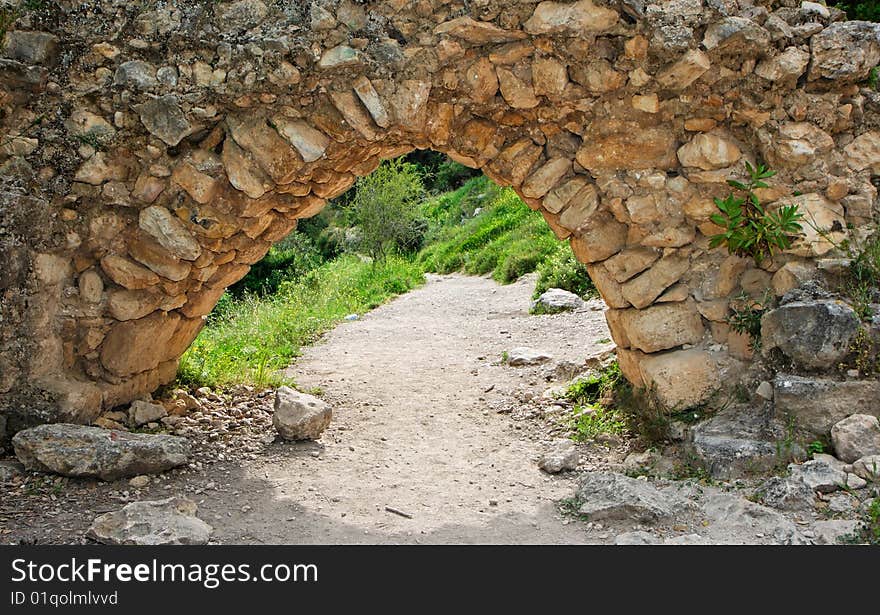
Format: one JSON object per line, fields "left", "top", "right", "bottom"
{"left": 348, "top": 159, "right": 427, "bottom": 262}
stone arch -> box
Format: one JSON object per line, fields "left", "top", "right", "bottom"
{"left": 1, "top": 0, "right": 879, "bottom": 435}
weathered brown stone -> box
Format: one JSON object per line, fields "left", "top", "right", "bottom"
{"left": 226, "top": 115, "right": 303, "bottom": 183}
{"left": 558, "top": 184, "right": 600, "bottom": 231}
{"left": 128, "top": 234, "right": 192, "bottom": 282}
{"left": 101, "top": 255, "right": 160, "bottom": 290}
{"left": 603, "top": 248, "right": 660, "bottom": 283}
{"left": 588, "top": 264, "right": 629, "bottom": 309}
{"left": 569, "top": 212, "right": 627, "bottom": 263}
{"left": 497, "top": 68, "right": 539, "bottom": 110}
{"left": 465, "top": 57, "right": 499, "bottom": 104}
{"left": 222, "top": 137, "right": 272, "bottom": 199}
{"left": 543, "top": 176, "right": 593, "bottom": 214}
{"left": 521, "top": 158, "right": 570, "bottom": 199}
{"left": 108, "top": 289, "right": 164, "bottom": 321}
{"left": 272, "top": 117, "right": 330, "bottom": 163}
{"left": 138, "top": 206, "right": 201, "bottom": 261}
{"left": 523, "top": 0, "right": 618, "bottom": 35}
{"left": 640, "top": 349, "right": 720, "bottom": 409}
{"left": 621, "top": 254, "right": 690, "bottom": 310}
{"left": 171, "top": 162, "right": 219, "bottom": 205}
{"left": 677, "top": 133, "right": 742, "bottom": 170}
{"left": 353, "top": 76, "right": 390, "bottom": 128}
{"left": 656, "top": 50, "right": 711, "bottom": 90}
{"left": 532, "top": 57, "right": 567, "bottom": 97}
{"left": 434, "top": 17, "right": 527, "bottom": 45}
{"left": 100, "top": 312, "right": 181, "bottom": 376}
{"left": 616, "top": 301, "right": 705, "bottom": 353}
{"left": 576, "top": 124, "right": 678, "bottom": 171}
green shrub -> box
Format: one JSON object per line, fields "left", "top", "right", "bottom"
{"left": 347, "top": 159, "right": 427, "bottom": 261}
{"left": 832, "top": 1, "right": 880, "bottom": 21}
{"left": 229, "top": 230, "right": 323, "bottom": 297}
{"left": 418, "top": 185, "right": 562, "bottom": 283}
{"left": 565, "top": 363, "right": 629, "bottom": 442}
{"left": 709, "top": 163, "right": 803, "bottom": 265}
{"left": 534, "top": 242, "right": 597, "bottom": 299}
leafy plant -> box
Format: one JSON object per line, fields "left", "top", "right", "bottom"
{"left": 533, "top": 242, "right": 597, "bottom": 300}
{"left": 728, "top": 290, "right": 772, "bottom": 351}
{"left": 709, "top": 163, "right": 804, "bottom": 265}
{"left": 807, "top": 440, "right": 826, "bottom": 456}
{"left": 831, "top": 1, "right": 880, "bottom": 22}
{"left": 565, "top": 363, "right": 629, "bottom": 442}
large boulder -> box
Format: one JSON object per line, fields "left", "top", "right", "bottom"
{"left": 87, "top": 497, "right": 212, "bottom": 545}
{"left": 689, "top": 406, "right": 787, "bottom": 479}
{"left": 831, "top": 414, "right": 880, "bottom": 464}
{"left": 788, "top": 458, "right": 848, "bottom": 494}
{"left": 273, "top": 386, "right": 332, "bottom": 440}
{"left": 761, "top": 299, "right": 859, "bottom": 370}
{"left": 12, "top": 424, "right": 190, "bottom": 480}
{"left": 756, "top": 476, "right": 815, "bottom": 513}
{"left": 773, "top": 375, "right": 880, "bottom": 438}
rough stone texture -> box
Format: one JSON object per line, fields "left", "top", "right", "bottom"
{"left": 575, "top": 471, "right": 691, "bottom": 523}
{"left": 852, "top": 455, "right": 880, "bottom": 481}
{"left": 128, "top": 399, "right": 167, "bottom": 427}
{"left": 12, "top": 424, "right": 190, "bottom": 480}
{"left": 273, "top": 386, "right": 332, "bottom": 441}
{"left": 761, "top": 300, "right": 860, "bottom": 370}
{"left": 812, "top": 520, "right": 861, "bottom": 545}
{"left": 757, "top": 476, "right": 815, "bottom": 513}
{"left": 773, "top": 375, "right": 880, "bottom": 438}
{"left": 690, "top": 406, "right": 789, "bottom": 479}
{"left": 87, "top": 497, "right": 212, "bottom": 545}
{"left": 831, "top": 414, "right": 880, "bottom": 464}
{"left": 1, "top": 1, "right": 878, "bottom": 435}
{"left": 538, "top": 439, "right": 579, "bottom": 473}
{"left": 788, "top": 458, "right": 848, "bottom": 494}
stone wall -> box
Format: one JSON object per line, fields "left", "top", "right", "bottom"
{"left": 1, "top": 0, "right": 878, "bottom": 437}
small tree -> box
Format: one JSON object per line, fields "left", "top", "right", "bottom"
{"left": 348, "top": 159, "right": 427, "bottom": 262}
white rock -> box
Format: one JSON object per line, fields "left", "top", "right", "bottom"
{"left": 273, "top": 386, "right": 332, "bottom": 440}
{"left": 87, "top": 497, "right": 212, "bottom": 545}
{"left": 538, "top": 440, "right": 579, "bottom": 474}
{"left": 831, "top": 414, "right": 880, "bottom": 463}
{"left": 507, "top": 347, "right": 553, "bottom": 366}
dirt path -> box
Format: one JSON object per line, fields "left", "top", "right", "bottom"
{"left": 203, "top": 273, "right": 613, "bottom": 544}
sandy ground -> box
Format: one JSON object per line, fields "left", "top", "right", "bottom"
{"left": 208, "top": 272, "right": 613, "bottom": 544}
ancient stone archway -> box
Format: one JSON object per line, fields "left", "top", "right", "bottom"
{"left": 1, "top": 1, "right": 879, "bottom": 437}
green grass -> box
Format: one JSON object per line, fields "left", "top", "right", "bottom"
{"left": 177, "top": 255, "right": 424, "bottom": 389}
{"left": 564, "top": 362, "right": 629, "bottom": 442}
{"left": 418, "top": 179, "right": 561, "bottom": 285}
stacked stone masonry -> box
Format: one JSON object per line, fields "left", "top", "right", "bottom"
{"left": 0, "top": 0, "right": 878, "bottom": 435}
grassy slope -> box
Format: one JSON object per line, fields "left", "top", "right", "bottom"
{"left": 418, "top": 176, "right": 595, "bottom": 298}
